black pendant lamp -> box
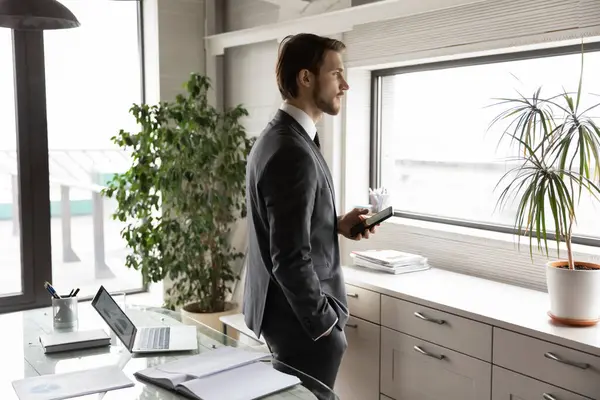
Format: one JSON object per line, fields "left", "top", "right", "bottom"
{"left": 0, "top": 0, "right": 80, "bottom": 30}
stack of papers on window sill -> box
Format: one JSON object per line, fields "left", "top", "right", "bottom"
{"left": 350, "top": 249, "right": 430, "bottom": 275}
{"left": 134, "top": 346, "right": 301, "bottom": 400}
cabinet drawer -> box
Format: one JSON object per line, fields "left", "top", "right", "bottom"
{"left": 345, "top": 284, "right": 380, "bottom": 324}
{"left": 380, "top": 327, "right": 491, "bottom": 400}
{"left": 493, "top": 328, "right": 600, "bottom": 398}
{"left": 492, "top": 366, "right": 592, "bottom": 400}
{"left": 336, "top": 316, "right": 380, "bottom": 400}
{"left": 381, "top": 295, "right": 492, "bottom": 361}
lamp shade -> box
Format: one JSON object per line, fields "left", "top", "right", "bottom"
{"left": 0, "top": 0, "right": 80, "bottom": 30}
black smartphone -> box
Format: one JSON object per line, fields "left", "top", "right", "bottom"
{"left": 350, "top": 206, "right": 393, "bottom": 237}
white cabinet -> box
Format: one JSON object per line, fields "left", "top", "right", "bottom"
{"left": 492, "top": 366, "right": 593, "bottom": 400}
{"left": 380, "top": 327, "right": 492, "bottom": 400}
{"left": 381, "top": 295, "right": 492, "bottom": 361}
{"left": 345, "top": 283, "right": 381, "bottom": 324}
{"left": 335, "top": 316, "right": 380, "bottom": 400}
{"left": 341, "top": 270, "right": 600, "bottom": 400}
{"left": 493, "top": 328, "right": 600, "bottom": 398}
{"left": 336, "top": 284, "right": 381, "bottom": 400}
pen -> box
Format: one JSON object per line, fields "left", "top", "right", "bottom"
{"left": 44, "top": 282, "right": 61, "bottom": 299}
{"left": 72, "top": 288, "right": 80, "bottom": 297}
{"left": 67, "top": 289, "right": 74, "bottom": 297}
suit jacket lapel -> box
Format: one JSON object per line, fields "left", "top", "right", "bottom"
{"left": 273, "top": 111, "right": 336, "bottom": 195}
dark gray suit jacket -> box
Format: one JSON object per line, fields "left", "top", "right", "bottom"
{"left": 243, "top": 110, "right": 349, "bottom": 341}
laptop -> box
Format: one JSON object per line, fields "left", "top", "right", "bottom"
{"left": 91, "top": 285, "right": 198, "bottom": 353}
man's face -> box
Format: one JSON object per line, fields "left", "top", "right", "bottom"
{"left": 312, "top": 50, "right": 349, "bottom": 115}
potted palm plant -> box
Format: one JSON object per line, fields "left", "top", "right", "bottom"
{"left": 490, "top": 51, "right": 600, "bottom": 326}
{"left": 102, "top": 73, "right": 254, "bottom": 331}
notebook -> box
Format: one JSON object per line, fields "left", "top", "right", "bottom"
{"left": 39, "top": 329, "right": 111, "bottom": 354}
{"left": 134, "top": 346, "right": 301, "bottom": 400}
{"left": 12, "top": 365, "right": 133, "bottom": 400}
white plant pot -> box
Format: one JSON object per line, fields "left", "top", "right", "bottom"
{"left": 546, "top": 260, "right": 600, "bottom": 326}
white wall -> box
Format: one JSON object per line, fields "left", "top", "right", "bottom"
{"left": 224, "top": 41, "right": 280, "bottom": 137}
{"left": 143, "top": 0, "right": 206, "bottom": 104}
{"left": 142, "top": 0, "right": 207, "bottom": 300}
{"left": 223, "top": 0, "right": 279, "bottom": 31}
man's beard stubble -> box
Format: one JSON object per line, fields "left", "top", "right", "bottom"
{"left": 312, "top": 80, "right": 339, "bottom": 116}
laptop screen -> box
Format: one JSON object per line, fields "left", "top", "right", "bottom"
{"left": 91, "top": 286, "right": 137, "bottom": 351}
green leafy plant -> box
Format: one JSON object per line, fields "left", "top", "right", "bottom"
{"left": 102, "top": 73, "right": 254, "bottom": 312}
{"left": 490, "top": 51, "right": 600, "bottom": 269}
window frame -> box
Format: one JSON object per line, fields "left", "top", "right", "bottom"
{"left": 369, "top": 41, "right": 600, "bottom": 249}
{"left": 0, "top": 0, "right": 146, "bottom": 314}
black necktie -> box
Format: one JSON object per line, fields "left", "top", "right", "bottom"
{"left": 314, "top": 131, "right": 321, "bottom": 149}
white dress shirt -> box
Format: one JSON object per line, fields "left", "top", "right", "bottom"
{"left": 279, "top": 102, "right": 337, "bottom": 340}
{"left": 279, "top": 103, "right": 317, "bottom": 140}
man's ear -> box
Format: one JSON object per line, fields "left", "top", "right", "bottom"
{"left": 298, "top": 69, "right": 312, "bottom": 88}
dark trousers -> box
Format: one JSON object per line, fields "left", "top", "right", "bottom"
{"left": 261, "top": 290, "right": 347, "bottom": 400}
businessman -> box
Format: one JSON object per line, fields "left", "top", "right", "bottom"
{"left": 243, "top": 33, "right": 376, "bottom": 397}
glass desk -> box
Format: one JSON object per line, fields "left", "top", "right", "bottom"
{"left": 0, "top": 301, "right": 339, "bottom": 400}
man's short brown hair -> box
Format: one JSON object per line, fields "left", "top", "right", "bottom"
{"left": 276, "top": 33, "right": 346, "bottom": 100}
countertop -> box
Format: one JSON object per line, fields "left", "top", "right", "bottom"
{"left": 342, "top": 265, "right": 600, "bottom": 357}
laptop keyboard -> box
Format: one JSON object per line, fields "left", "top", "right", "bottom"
{"left": 139, "top": 327, "right": 170, "bottom": 350}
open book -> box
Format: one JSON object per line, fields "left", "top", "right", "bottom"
{"left": 134, "top": 346, "right": 301, "bottom": 400}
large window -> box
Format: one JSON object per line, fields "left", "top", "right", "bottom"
{"left": 372, "top": 43, "right": 600, "bottom": 241}
{"left": 44, "top": 0, "right": 144, "bottom": 298}
{"left": 0, "top": 29, "right": 21, "bottom": 296}
{"left": 0, "top": 0, "right": 144, "bottom": 312}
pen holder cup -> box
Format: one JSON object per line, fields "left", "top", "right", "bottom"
{"left": 52, "top": 297, "right": 78, "bottom": 330}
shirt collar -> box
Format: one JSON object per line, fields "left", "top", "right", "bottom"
{"left": 279, "top": 103, "right": 317, "bottom": 140}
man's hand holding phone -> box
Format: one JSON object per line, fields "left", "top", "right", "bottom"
{"left": 337, "top": 208, "right": 378, "bottom": 240}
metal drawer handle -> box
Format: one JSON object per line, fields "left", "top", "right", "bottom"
{"left": 347, "top": 293, "right": 359, "bottom": 298}
{"left": 414, "top": 311, "right": 445, "bottom": 325}
{"left": 542, "top": 394, "right": 558, "bottom": 400}
{"left": 345, "top": 323, "right": 358, "bottom": 329}
{"left": 414, "top": 345, "right": 445, "bottom": 360}
{"left": 544, "top": 352, "right": 590, "bottom": 369}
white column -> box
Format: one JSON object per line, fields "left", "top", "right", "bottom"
{"left": 143, "top": 0, "right": 206, "bottom": 104}
{"left": 205, "top": 0, "right": 224, "bottom": 110}
{"left": 341, "top": 67, "right": 372, "bottom": 212}
{"left": 317, "top": 113, "right": 344, "bottom": 212}
{"left": 316, "top": 32, "right": 346, "bottom": 213}
{"left": 142, "top": 0, "right": 207, "bottom": 303}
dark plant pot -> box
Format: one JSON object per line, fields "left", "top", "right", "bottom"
{"left": 180, "top": 301, "right": 239, "bottom": 338}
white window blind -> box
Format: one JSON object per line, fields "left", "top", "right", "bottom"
{"left": 343, "top": 0, "right": 600, "bottom": 67}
